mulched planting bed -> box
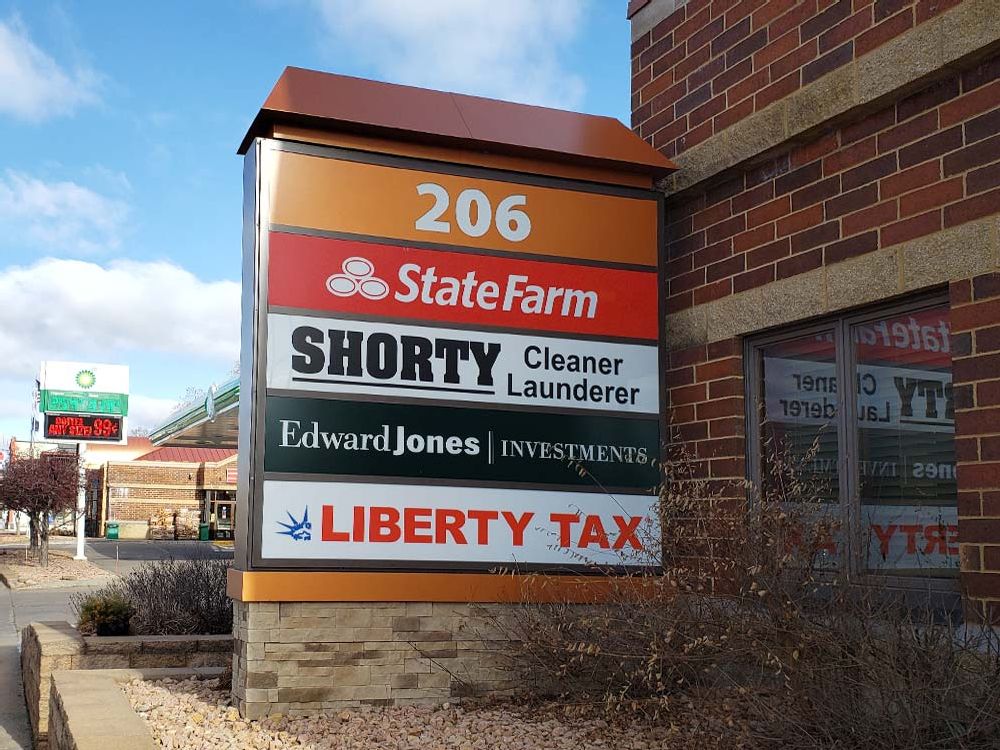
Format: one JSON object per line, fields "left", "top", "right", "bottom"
{"left": 123, "top": 678, "right": 689, "bottom": 750}
{"left": 0, "top": 548, "right": 110, "bottom": 588}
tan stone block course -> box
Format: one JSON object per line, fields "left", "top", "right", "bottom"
{"left": 76, "top": 654, "right": 129, "bottom": 670}
{"left": 825, "top": 248, "right": 900, "bottom": 310}
{"left": 416, "top": 614, "right": 469, "bottom": 631}
{"left": 669, "top": 217, "right": 1000, "bottom": 348}
{"left": 365, "top": 639, "right": 422, "bottom": 652}
{"left": 82, "top": 638, "right": 140, "bottom": 655}
{"left": 417, "top": 671, "right": 452, "bottom": 689}
{"left": 901, "top": 218, "right": 998, "bottom": 291}
{"left": 393, "top": 630, "right": 454, "bottom": 642}
{"left": 404, "top": 657, "right": 432, "bottom": 674}
{"left": 139, "top": 637, "right": 196, "bottom": 654}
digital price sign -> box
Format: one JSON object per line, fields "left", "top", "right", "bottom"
{"left": 44, "top": 413, "right": 123, "bottom": 442}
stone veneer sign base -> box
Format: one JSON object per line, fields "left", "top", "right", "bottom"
{"left": 232, "top": 601, "right": 517, "bottom": 719}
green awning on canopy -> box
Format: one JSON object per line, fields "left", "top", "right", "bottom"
{"left": 149, "top": 378, "right": 239, "bottom": 448}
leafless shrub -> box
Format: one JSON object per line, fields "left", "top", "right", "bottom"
{"left": 486, "top": 437, "right": 1000, "bottom": 749}
{"left": 73, "top": 556, "right": 231, "bottom": 635}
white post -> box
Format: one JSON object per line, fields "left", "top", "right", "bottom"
{"left": 74, "top": 442, "right": 87, "bottom": 560}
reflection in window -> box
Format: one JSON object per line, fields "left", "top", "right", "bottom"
{"left": 759, "top": 332, "right": 839, "bottom": 506}
{"left": 853, "top": 306, "right": 957, "bottom": 576}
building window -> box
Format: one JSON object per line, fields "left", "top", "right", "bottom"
{"left": 746, "top": 295, "right": 957, "bottom": 581}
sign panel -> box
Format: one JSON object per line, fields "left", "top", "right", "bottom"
{"left": 264, "top": 395, "right": 659, "bottom": 490}
{"left": 268, "top": 232, "right": 659, "bottom": 340}
{"left": 39, "top": 361, "right": 129, "bottom": 443}
{"left": 44, "top": 413, "right": 124, "bottom": 442}
{"left": 268, "top": 149, "right": 659, "bottom": 266}
{"left": 39, "top": 361, "right": 129, "bottom": 416}
{"left": 266, "top": 314, "right": 659, "bottom": 414}
{"left": 260, "top": 479, "right": 660, "bottom": 567}
{"left": 39, "top": 391, "right": 128, "bottom": 416}
{"left": 241, "top": 140, "right": 663, "bottom": 577}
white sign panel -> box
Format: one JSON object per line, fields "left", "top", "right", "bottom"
{"left": 39, "top": 361, "right": 130, "bottom": 394}
{"left": 266, "top": 313, "right": 659, "bottom": 414}
{"left": 260, "top": 479, "right": 660, "bottom": 566}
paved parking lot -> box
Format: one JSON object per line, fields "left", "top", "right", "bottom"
{"left": 0, "top": 537, "right": 232, "bottom": 576}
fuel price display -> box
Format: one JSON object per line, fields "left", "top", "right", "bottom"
{"left": 44, "top": 413, "right": 123, "bottom": 442}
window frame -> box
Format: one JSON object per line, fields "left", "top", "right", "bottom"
{"left": 744, "top": 292, "right": 957, "bottom": 591}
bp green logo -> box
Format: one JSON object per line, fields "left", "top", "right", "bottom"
{"left": 75, "top": 370, "right": 96, "bottom": 389}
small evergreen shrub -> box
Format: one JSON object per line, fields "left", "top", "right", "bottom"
{"left": 75, "top": 592, "right": 132, "bottom": 636}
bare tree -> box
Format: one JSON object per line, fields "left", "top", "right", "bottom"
{"left": 0, "top": 453, "right": 79, "bottom": 566}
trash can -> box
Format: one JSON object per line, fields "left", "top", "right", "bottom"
{"left": 199, "top": 523, "right": 210, "bottom": 542}
{"left": 105, "top": 522, "right": 119, "bottom": 540}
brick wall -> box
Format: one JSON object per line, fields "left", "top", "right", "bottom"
{"left": 107, "top": 459, "right": 236, "bottom": 489}
{"left": 101, "top": 458, "right": 236, "bottom": 524}
{"left": 952, "top": 273, "right": 1000, "bottom": 623}
{"left": 634, "top": 0, "right": 1000, "bottom": 613}
{"left": 667, "top": 338, "right": 746, "bottom": 500}
{"left": 631, "top": 0, "right": 965, "bottom": 158}
{"left": 665, "top": 51, "right": 1000, "bottom": 313}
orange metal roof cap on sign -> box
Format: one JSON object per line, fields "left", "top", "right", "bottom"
{"left": 239, "top": 67, "right": 677, "bottom": 179}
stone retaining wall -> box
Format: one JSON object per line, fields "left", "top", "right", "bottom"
{"left": 233, "top": 601, "right": 517, "bottom": 719}
{"left": 22, "top": 622, "right": 232, "bottom": 749}
{"left": 48, "top": 668, "right": 222, "bottom": 750}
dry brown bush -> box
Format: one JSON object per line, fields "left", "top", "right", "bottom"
{"left": 486, "top": 442, "right": 1000, "bottom": 749}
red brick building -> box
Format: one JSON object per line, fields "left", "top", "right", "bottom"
{"left": 91, "top": 446, "right": 237, "bottom": 539}
{"left": 629, "top": 0, "right": 1000, "bottom": 619}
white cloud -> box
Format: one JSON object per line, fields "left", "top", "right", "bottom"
{"left": 0, "top": 170, "right": 129, "bottom": 254}
{"left": 0, "top": 257, "right": 240, "bottom": 380}
{"left": 312, "top": 0, "right": 586, "bottom": 109}
{"left": 128, "top": 394, "right": 182, "bottom": 431}
{"left": 0, "top": 17, "right": 100, "bottom": 121}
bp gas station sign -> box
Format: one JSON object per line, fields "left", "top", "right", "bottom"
{"left": 39, "top": 361, "right": 129, "bottom": 443}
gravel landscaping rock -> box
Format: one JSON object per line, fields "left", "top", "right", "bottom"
{"left": 123, "top": 678, "right": 673, "bottom": 750}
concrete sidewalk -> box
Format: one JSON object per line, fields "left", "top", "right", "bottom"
{"left": 0, "top": 587, "right": 35, "bottom": 749}
{"left": 0, "top": 573, "right": 100, "bottom": 749}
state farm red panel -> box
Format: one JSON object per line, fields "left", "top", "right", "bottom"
{"left": 267, "top": 232, "right": 658, "bottom": 340}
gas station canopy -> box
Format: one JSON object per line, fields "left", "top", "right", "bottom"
{"left": 149, "top": 378, "right": 238, "bottom": 447}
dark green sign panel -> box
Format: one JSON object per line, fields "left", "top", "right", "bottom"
{"left": 264, "top": 395, "right": 659, "bottom": 492}
{"left": 40, "top": 390, "right": 129, "bottom": 416}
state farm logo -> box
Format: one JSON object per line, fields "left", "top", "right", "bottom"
{"left": 324, "top": 255, "right": 598, "bottom": 320}
{"left": 325, "top": 257, "right": 390, "bottom": 301}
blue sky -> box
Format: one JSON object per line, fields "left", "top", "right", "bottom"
{"left": 0, "top": 0, "right": 631, "bottom": 440}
